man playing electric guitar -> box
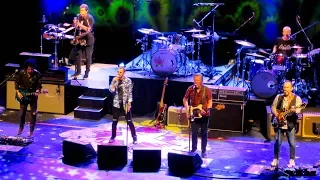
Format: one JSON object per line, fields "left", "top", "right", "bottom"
{"left": 15, "top": 59, "right": 42, "bottom": 137}
{"left": 183, "top": 73, "right": 212, "bottom": 158}
{"left": 271, "top": 80, "right": 303, "bottom": 168}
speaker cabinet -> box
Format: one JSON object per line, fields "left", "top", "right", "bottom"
{"left": 167, "top": 106, "right": 189, "bottom": 128}
{"left": 6, "top": 80, "right": 72, "bottom": 114}
{"left": 132, "top": 147, "right": 161, "bottom": 172}
{"left": 62, "top": 139, "right": 96, "bottom": 163}
{"left": 19, "top": 52, "right": 53, "bottom": 73}
{"left": 168, "top": 152, "right": 203, "bottom": 176}
{"left": 209, "top": 101, "right": 244, "bottom": 132}
{"left": 97, "top": 144, "right": 128, "bottom": 170}
{"left": 266, "top": 106, "right": 302, "bottom": 140}
{"left": 302, "top": 113, "right": 320, "bottom": 138}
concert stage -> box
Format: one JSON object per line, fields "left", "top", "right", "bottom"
{"left": 0, "top": 110, "right": 319, "bottom": 179}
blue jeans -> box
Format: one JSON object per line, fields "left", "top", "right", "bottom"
{"left": 274, "top": 127, "right": 296, "bottom": 159}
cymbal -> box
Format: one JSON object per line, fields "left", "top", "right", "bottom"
{"left": 246, "top": 53, "right": 266, "bottom": 58}
{"left": 235, "top": 40, "right": 256, "bottom": 47}
{"left": 185, "top": 29, "right": 204, "bottom": 33}
{"left": 293, "top": 54, "right": 307, "bottom": 58}
{"left": 157, "top": 36, "right": 170, "bottom": 41}
{"left": 292, "top": 45, "right": 304, "bottom": 49}
{"left": 258, "top": 48, "right": 270, "bottom": 54}
{"left": 192, "top": 34, "right": 208, "bottom": 39}
{"left": 138, "top": 28, "right": 161, "bottom": 35}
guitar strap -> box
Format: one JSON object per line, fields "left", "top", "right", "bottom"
{"left": 201, "top": 86, "right": 206, "bottom": 105}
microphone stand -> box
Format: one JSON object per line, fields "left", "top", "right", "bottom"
{"left": 290, "top": 21, "right": 319, "bottom": 39}
{"left": 233, "top": 13, "right": 255, "bottom": 33}
{"left": 127, "top": 0, "right": 138, "bottom": 71}
{"left": 295, "top": 19, "right": 317, "bottom": 50}
{"left": 0, "top": 71, "right": 19, "bottom": 88}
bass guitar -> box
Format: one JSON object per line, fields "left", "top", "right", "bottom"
{"left": 272, "top": 102, "right": 307, "bottom": 128}
{"left": 190, "top": 103, "right": 225, "bottom": 120}
{"left": 153, "top": 77, "right": 168, "bottom": 129}
{"left": 16, "top": 89, "right": 48, "bottom": 103}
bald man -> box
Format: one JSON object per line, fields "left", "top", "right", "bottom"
{"left": 272, "top": 26, "right": 301, "bottom": 56}
{"left": 271, "top": 81, "right": 303, "bottom": 168}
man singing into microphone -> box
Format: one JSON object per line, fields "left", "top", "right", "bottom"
{"left": 183, "top": 73, "right": 212, "bottom": 158}
{"left": 71, "top": 4, "right": 95, "bottom": 79}
{"left": 109, "top": 66, "right": 137, "bottom": 144}
{"left": 272, "top": 26, "right": 302, "bottom": 57}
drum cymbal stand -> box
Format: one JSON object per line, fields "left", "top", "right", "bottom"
{"left": 133, "top": 34, "right": 150, "bottom": 72}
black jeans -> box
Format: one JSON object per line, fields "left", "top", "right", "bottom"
{"left": 20, "top": 98, "right": 38, "bottom": 132}
{"left": 111, "top": 103, "right": 137, "bottom": 139}
{"left": 75, "top": 45, "right": 93, "bottom": 75}
{"left": 191, "top": 116, "right": 209, "bottom": 152}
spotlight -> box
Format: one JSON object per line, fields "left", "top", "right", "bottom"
{"left": 118, "top": 63, "right": 125, "bottom": 67}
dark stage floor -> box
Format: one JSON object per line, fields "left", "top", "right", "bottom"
{"left": 0, "top": 110, "right": 319, "bottom": 179}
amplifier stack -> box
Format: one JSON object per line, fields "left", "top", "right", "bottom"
{"left": 207, "top": 85, "right": 248, "bottom": 133}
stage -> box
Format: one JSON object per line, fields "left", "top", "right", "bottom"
{"left": 0, "top": 110, "right": 319, "bottom": 179}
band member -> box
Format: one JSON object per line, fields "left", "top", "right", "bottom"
{"left": 109, "top": 67, "right": 137, "bottom": 144}
{"left": 272, "top": 26, "right": 302, "bottom": 56}
{"left": 183, "top": 73, "right": 212, "bottom": 158}
{"left": 15, "top": 59, "right": 42, "bottom": 137}
{"left": 72, "top": 4, "right": 95, "bottom": 79}
{"left": 271, "top": 81, "right": 302, "bottom": 167}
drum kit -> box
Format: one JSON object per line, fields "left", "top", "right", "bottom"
{"left": 40, "top": 16, "right": 75, "bottom": 68}
{"left": 133, "top": 27, "right": 216, "bottom": 77}
{"left": 233, "top": 39, "right": 320, "bottom": 99}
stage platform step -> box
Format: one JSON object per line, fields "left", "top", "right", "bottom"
{"left": 74, "top": 106, "right": 104, "bottom": 120}
{"left": 78, "top": 95, "right": 107, "bottom": 109}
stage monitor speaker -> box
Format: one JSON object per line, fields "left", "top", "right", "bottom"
{"left": 97, "top": 144, "right": 128, "bottom": 170}
{"left": 266, "top": 106, "right": 303, "bottom": 139}
{"left": 6, "top": 80, "right": 72, "bottom": 114}
{"left": 302, "top": 113, "right": 320, "bottom": 138}
{"left": 209, "top": 101, "right": 244, "bottom": 132}
{"left": 132, "top": 147, "right": 161, "bottom": 172}
{"left": 19, "top": 52, "right": 53, "bottom": 73}
{"left": 167, "top": 106, "right": 189, "bottom": 128}
{"left": 62, "top": 139, "right": 96, "bottom": 164}
{"left": 168, "top": 152, "right": 203, "bottom": 176}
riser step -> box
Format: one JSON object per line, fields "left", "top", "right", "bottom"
{"left": 78, "top": 95, "right": 107, "bottom": 109}
{"left": 74, "top": 107, "right": 105, "bottom": 120}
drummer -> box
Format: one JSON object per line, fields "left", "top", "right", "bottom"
{"left": 272, "top": 26, "right": 302, "bottom": 56}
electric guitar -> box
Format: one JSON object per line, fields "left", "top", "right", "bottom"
{"left": 272, "top": 102, "right": 307, "bottom": 128}
{"left": 154, "top": 77, "right": 168, "bottom": 129}
{"left": 16, "top": 88, "right": 48, "bottom": 103}
{"left": 190, "top": 103, "right": 225, "bottom": 119}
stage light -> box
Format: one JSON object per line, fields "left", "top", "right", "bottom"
{"left": 118, "top": 63, "right": 125, "bottom": 67}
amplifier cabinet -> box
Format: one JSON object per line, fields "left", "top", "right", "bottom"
{"left": 302, "top": 113, "right": 320, "bottom": 138}
{"left": 167, "top": 106, "right": 189, "bottom": 128}
{"left": 209, "top": 101, "right": 244, "bottom": 132}
{"left": 266, "top": 106, "right": 303, "bottom": 139}
{"left": 6, "top": 80, "right": 72, "bottom": 114}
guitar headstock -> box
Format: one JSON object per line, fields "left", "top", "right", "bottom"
{"left": 215, "top": 103, "right": 225, "bottom": 110}
{"left": 299, "top": 102, "right": 307, "bottom": 109}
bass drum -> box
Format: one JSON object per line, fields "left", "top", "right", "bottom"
{"left": 251, "top": 70, "right": 279, "bottom": 99}
{"left": 151, "top": 48, "right": 178, "bottom": 76}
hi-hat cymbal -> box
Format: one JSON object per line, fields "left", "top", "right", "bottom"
{"left": 246, "top": 53, "right": 266, "bottom": 58}
{"left": 293, "top": 54, "right": 307, "bottom": 58}
{"left": 235, "top": 40, "right": 256, "bottom": 47}
{"left": 185, "top": 29, "right": 204, "bottom": 33}
{"left": 258, "top": 48, "right": 270, "bottom": 54}
{"left": 138, "top": 28, "right": 161, "bottom": 35}
{"left": 292, "top": 45, "right": 304, "bottom": 49}
{"left": 192, "top": 34, "right": 208, "bottom": 39}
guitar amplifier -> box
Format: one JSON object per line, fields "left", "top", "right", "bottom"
{"left": 266, "top": 106, "right": 303, "bottom": 139}
{"left": 19, "top": 52, "right": 53, "bottom": 73}
{"left": 217, "top": 86, "right": 248, "bottom": 103}
{"left": 209, "top": 101, "right": 245, "bottom": 132}
{"left": 42, "top": 67, "right": 69, "bottom": 83}
{"left": 206, "top": 85, "right": 219, "bottom": 100}
{"left": 302, "top": 112, "right": 320, "bottom": 138}
{"left": 167, "top": 106, "right": 189, "bottom": 128}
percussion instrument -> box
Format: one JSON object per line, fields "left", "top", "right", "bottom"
{"left": 151, "top": 49, "right": 179, "bottom": 76}
{"left": 152, "top": 40, "right": 170, "bottom": 54}
{"left": 234, "top": 40, "right": 256, "bottom": 47}
{"left": 249, "top": 59, "right": 265, "bottom": 80}
{"left": 251, "top": 70, "right": 280, "bottom": 98}
{"left": 271, "top": 53, "right": 288, "bottom": 71}
{"left": 171, "top": 34, "right": 187, "bottom": 51}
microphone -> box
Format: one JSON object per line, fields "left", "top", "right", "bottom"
{"left": 193, "top": 19, "right": 201, "bottom": 27}
{"left": 63, "top": 6, "right": 69, "bottom": 14}
{"left": 252, "top": 12, "right": 255, "bottom": 17}
{"left": 193, "top": 85, "right": 197, "bottom": 90}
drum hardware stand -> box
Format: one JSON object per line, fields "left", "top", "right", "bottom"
{"left": 133, "top": 34, "right": 150, "bottom": 72}
{"left": 40, "top": 15, "right": 47, "bottom": 54}
{"left": 193, "top": 3, "right": 224, "bottom": 79}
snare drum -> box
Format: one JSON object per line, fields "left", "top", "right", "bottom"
{"left": 272, "top": 53, "right": 288, "bottom": 71}
{"left": 251, "top": 70, "right": 279, "bottom": 98}
{"left": 151, "top": 49, "right": 178, "bottom": 76}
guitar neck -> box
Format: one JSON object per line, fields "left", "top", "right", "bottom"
{"left": 159, "top": 85, "right": 166, "bottom": 107}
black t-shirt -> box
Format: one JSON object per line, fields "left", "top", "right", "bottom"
{"left": 15, "top": 69, "right": 42, "bottom": 91}
{"left": 117, "top": 80, "right": 124, "bottom": 101}
{"left": 274, "top": 37, "right": 297, "bottom": 57}
{"left": 77, "top": 14, "right": 95, "bottom": 45}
